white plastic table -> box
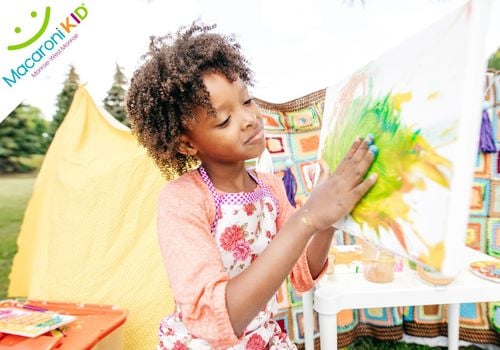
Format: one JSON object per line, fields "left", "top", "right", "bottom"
{"left": 301, "top": 247, "right": 500, "bottom": 350}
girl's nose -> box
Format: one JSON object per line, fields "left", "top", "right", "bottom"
{"left": 243, "top": 106, "right": 263, "bottom": 127}
{"left": 242, "top": 110, "right": 260, "bottom": 129}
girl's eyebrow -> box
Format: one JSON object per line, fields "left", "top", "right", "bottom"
{"left": 212, "top": 102, "right": 228, "bottom": 116}
{"left": 239, "top": 86, "right": 251, "bottom": 102}
{"left": 212, "top": 84, "right": 248, "bottom": 113}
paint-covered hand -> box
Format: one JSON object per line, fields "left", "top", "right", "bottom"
{"left": 301, "top": 136, "right": 378, "bottom": 232}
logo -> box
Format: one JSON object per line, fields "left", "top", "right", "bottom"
{"left": 7, "top": 7, "right": 52, "bottom": 51}
{"left": 2, "top": 4, "right": 88, "bottom": 88}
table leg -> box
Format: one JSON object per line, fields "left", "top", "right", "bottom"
{"left": 319, "top": 312, "right": 337, "bottom": 350}
{"left": 447, "top": 303, "right": 460, "bottom": 350}
{"left": 302, "top": 290, "right": 315, "bottom": 350}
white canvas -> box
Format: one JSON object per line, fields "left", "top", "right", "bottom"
{"left": 319, "top": 0, "right": 491, "bottom": 276}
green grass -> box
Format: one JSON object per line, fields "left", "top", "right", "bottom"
{"left": 0, "top": 172, "right": 37, "bottom": 299}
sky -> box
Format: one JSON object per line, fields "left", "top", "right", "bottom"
{"left": 9, "top": 0, "right": 500, "bottom": 120}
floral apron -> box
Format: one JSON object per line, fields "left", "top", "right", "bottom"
{"left": 158, "top": 166, "right": 296, "bottom": 350}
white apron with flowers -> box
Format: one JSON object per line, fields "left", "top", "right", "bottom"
{"left": 158, "top": 166, "right": 296, "bottom": 350}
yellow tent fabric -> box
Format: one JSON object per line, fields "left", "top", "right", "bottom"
{"left": 8, "top": 86, "right": 175, "bottom": 349}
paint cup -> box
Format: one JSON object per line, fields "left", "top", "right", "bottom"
{"left": 361, "top": 240, "right": 395, "bottom": 283}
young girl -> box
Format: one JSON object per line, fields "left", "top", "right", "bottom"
{"left": 126, "top": 22, "right": 377, "bottom": 350}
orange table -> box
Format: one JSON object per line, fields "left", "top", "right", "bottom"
{"left": 0, "top": 300, "right": 127, "bottom": 350}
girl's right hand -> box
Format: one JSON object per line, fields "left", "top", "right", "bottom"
{"left": 301, "top": 136, "right": 378, "bottom": 232}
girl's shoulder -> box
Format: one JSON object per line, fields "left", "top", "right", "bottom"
{"left": 158, "top": 169, "right": 212, "bottom": 207}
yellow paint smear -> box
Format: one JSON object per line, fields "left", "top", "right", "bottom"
{"left": 427, "top": 91, "right": 440, "bottom": 100}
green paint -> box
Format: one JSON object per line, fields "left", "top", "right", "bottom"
{"left": 324, "top": 91, "right": 413, "bottom": 203}
{"left": 322, "top": 83, "right": 451, "bottom": 267}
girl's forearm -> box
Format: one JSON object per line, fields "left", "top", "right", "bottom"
{"left": 225, "top": 209, "right": 315, "bottom": 336}
{"left": 306, "top": 227, "right": 335, "bottom": 279}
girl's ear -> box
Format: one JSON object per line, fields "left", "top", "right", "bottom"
{"left": 177, "top": 135, "right": 198, "bottom": 156}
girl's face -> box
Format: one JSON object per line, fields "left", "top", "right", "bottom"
{"left": 182, "top": 72, "right": 265, "bottom": 164}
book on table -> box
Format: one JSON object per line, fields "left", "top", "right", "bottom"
{"left": 0, "top": 306, "right": 76, "bottom": 338}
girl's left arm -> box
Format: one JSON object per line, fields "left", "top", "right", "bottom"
{"left": 305, "top": 226, "right": 335, "bottom": 279}
{"left": 268, "top": 173, "right": 331, "bottom": 291}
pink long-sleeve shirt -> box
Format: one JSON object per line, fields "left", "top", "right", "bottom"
{"left": 157, "top": 169, "right": 327, "bottom": 348}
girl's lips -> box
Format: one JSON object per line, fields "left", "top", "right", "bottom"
{"left": 245, "top": 126, "right": 264, "bottom": 144}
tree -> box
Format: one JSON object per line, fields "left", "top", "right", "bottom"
{"left": 488, "top": 47, "right": 500, "bottom": 70}
{"left": 103, "top": 63, "right": 130, "bottom": 127}
{"left": 48, "top": 65, "right": 79, "bottom": 142}
{"left": 0, "top": 103, "right": 49, "bottom": 173}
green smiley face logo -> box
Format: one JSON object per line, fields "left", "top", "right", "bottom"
{"left": 7, "top": 6, "right": 51, "bottom": 51}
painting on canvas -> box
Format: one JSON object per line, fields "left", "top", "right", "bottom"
{"left": 319, "top": 0, "right": 490, "bottom": 275}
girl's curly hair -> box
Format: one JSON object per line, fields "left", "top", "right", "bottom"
{"left": 126, "top": 21, "right": 254, "bottom": 179}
